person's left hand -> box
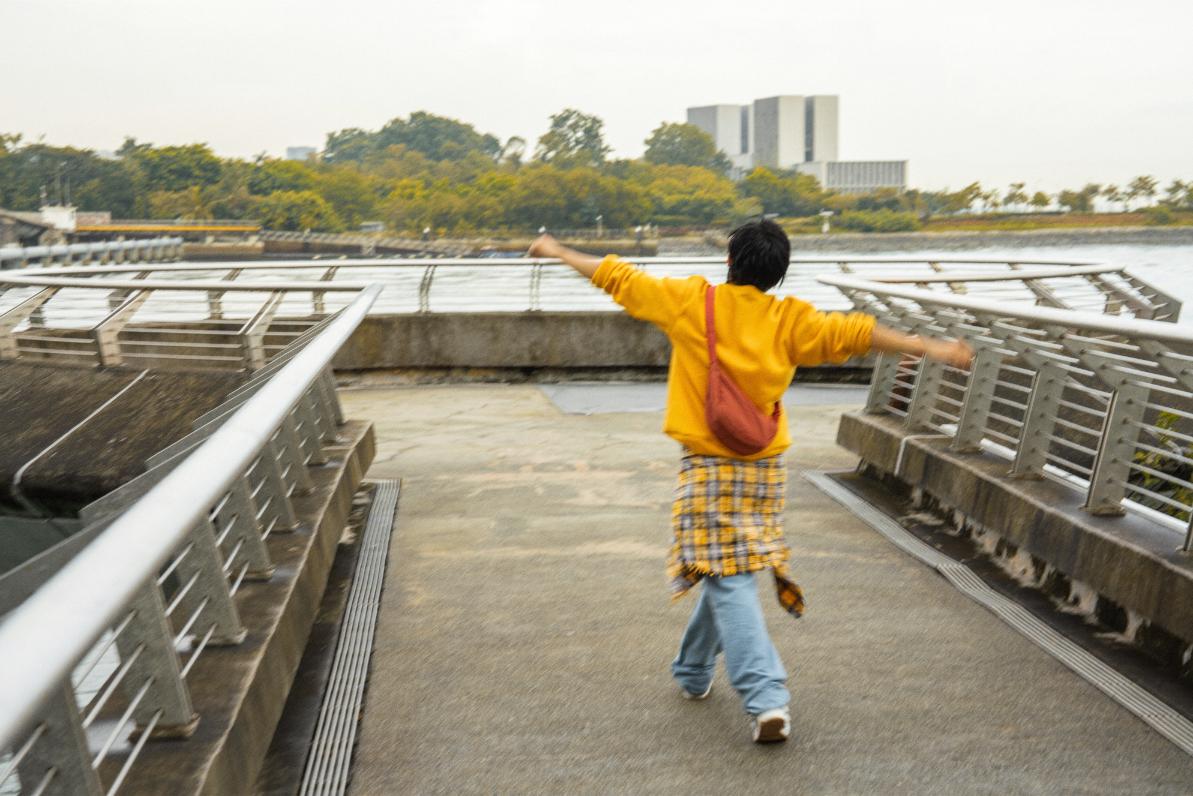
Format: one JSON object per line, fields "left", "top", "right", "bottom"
{"left": 528, "top": 234, "right": 561, "bottom": 259}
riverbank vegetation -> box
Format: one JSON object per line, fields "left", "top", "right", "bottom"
{"left": 3, "top": 113, "right": 1193, "bottom": 235}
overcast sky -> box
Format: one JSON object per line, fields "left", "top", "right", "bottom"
{"left": 2, "top": 0, "right": 1190, "bottom": 192}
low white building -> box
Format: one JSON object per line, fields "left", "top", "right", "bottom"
{"left": 796, "top": 161, "right": 908, "bottom": 194}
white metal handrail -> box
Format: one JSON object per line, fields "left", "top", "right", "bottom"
{"left": 818, "top": 273, "right": 1193, "bottom": 549}
{"left": 3, "top": 256, "right": 1172, "bottom": 319}
{"left": 0, "top": 284, "right": 379, "bottom": 794}
{"left": 0, "top": 238, "right": 183, "bottom": 268}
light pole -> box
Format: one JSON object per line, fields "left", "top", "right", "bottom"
{"left": 819, "top": 210, "right": 834, "bottom": 234}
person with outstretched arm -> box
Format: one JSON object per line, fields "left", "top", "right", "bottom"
{"left": 528, "top": 221, "right": 973, "bottom": 744}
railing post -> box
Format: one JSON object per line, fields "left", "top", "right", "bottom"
{"left": 319, "top": 366, "right": 345, "bottom": 426}
{"left": 951, "top": 346, "right": 1003, "bottom": 453}
{"left": 1085, "top": 383, "right": 1148, "bottom": 516}
{"left": 904, "top": 356, "right": 948, "bottom": 431}
{"left": 254, "top": 445, "right": 301, "bottom": 533}
{"left": 278, "top": 417, "right": 315, "bottom": 494}
{"left": 417, "top": 264, "right": 437, "bottom": 313}
{"left": 213, "top": 482, "right": 275, "bottom": 581}
{"left": 1009, "top": 363, "right": 1065, "bottom": 479}
{"left": 16, "top": 685, "right": 103, "bottom": 796}
{"left": 115, "top": 583, "right": 199, "bottom": 737}
{"left": 865, "top": 352, "right": 902, "bottom": 414}
{"left": 172, "top": 519, "right": 246, "bottom": 646}
{"left": 0, "top": 287, "right": 59, "bottom": 359}
{"left": 239, "top": 291, "right": 283, "bottom": 371}
{"left": 92, "top": 289, "right": 149, "bottom": 367}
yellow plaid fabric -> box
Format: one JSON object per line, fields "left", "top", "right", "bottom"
{"left": 668, "top": 452, "right": 806, "bottom": 618}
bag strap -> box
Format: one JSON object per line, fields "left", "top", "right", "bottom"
{"left": 704, "top": 284, "right": 717, "bottom": 365}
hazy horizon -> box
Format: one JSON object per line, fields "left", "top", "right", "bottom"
{"left": 2, "top": 0, "right": 1191, "bottom": 193}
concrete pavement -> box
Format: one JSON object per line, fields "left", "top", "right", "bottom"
{"left": 345, "top": 383, "right": 1193, "bottom": 794}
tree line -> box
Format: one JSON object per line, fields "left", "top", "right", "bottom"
{"left": 2, "top": 112, "right": 1191, "bottom": 235}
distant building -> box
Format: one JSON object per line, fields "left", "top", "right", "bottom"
{"left": 286, "top": 146, "right": 316, "bottom": 161}
{"left": 796, "top": 161, "right": 908, "bottom": 194}
{"left": 0, "top": 209, "right": 54, "bottom": 247}
{"left": 686, "top": 94, "right": 906, "bottom": 192}
{"left": 686, "top": 105, "right": 751, "bottom": 172}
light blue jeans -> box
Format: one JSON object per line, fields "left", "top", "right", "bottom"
{"left": 670, "top": 573, "right": 790, "bottom": 715}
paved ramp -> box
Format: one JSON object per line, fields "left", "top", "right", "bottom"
{"left": 345, "top": 384, "right": 1193, "bottom": 794}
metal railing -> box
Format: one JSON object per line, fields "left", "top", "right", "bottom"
{"left": 0, "top": 284, "right": 379, "bottom": 795}
{"left": 2, "top": 256, "right": 1177, "bottom": 319}
{"left": 0, "top": 238, "right": 183, "bottom": 270}
{"left": 0, "top": 271, "right": 368, "bottom": 371}
{"left": 819, "top": 273, "right": 1193, "bottom": 550}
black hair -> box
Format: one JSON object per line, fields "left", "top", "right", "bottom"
{"left": 726, "top": 219, "right": 790, "bottom": 292}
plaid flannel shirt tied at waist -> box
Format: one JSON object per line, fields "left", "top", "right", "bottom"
{"left": 668, "top": 452, "right": 805, "bottom": 618}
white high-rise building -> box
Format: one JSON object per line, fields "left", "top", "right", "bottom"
{"left": 686, "top": 104, "right": 751, "bottom": 172}
{"left": 751, "top": 96, "right": 806, "bottom": 170}
{"left": 685, "top": 94, "right": 905, "bottom": 192}
{"left": 804, "top": 95, "right": 838, "bottom": 162}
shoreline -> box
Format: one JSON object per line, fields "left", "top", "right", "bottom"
{"left": 679, "top": 225, "right": 1193, "bottom": 255}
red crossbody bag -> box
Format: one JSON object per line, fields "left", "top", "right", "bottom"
{"left": 704, "top": 285, "right": 781, "bottom": 455}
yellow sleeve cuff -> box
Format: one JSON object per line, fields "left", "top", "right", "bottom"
{"left": 590, "top": 254, "right": 624, "bottom": 289}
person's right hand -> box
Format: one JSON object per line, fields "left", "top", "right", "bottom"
{"left": 926, "top": 338, "right": 975, "bottom": 369}
{"left": 527, "top": 234, "right": 562, "bottom": 259}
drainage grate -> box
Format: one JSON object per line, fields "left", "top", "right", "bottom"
{"left": 804, "top": 470, "right": 1193, "bottom": 757}
{"left": 298, "top": 479, "right": 400, "bottom": 796}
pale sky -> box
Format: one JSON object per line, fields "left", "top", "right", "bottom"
{"left": 2, "top": 0, "right": 1191, "bottom": 193}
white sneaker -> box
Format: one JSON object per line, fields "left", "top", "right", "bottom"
{"left": 681, "top": 682, "right": 712, "bottom": 700}
{"left": 751, "top": 707, "right": 790, "bottom": 743}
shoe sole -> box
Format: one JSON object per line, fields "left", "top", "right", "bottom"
{"left": 753, "top": 715, "right": 788, "bottom": 744}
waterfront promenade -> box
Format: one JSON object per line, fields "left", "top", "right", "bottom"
{"left": 344, "top": 383, "right": 1193, "bottom": 794}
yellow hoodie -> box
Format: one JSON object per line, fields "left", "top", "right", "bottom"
{"left": 591, "top": 255, "right": 875, "bottom": 460}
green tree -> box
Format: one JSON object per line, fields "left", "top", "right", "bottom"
{"left": 498, "top": 136, "right": 526, "bottom": 167}
{"left": 0, "top": 141, "right": 138, "bottom": 215}
{"left": 535, "top": 109, "right": 611, "bottom": 168}
{"left": 1163, "top": 179, "right": 1187, "bottom": 206}
{"left": 314, "top": 166, "right": 381, "bottom": 227}
{"left": 1003, "top": 182, "right": 1028, "bottom": 210}
{"left": 255, "top": 190, "right": 343, "bottom": 231}
{"left": 247, "top": 159, "right": 315, "bottom": 195}
{"left": 128, "top": 143, "right": 223, "bottom": 193}
{"left": 943, "top": 182, "right": 983, "bottom": 214}
{"left": 1126, "top": 175, "right": 1158, "bottom": 209}
{"left": 1058, "top": 184, "right": 1100, "bottom": 212}
{"left": 1029, "top": 191, "right": 1051, "bottom": 211}
{"left": 324, "top": 112, "right": 501, "bottom": 164}
{"left": 1101, "top": 184, "right": 1124, "bottom": 212}
{"left": 148, "top": 186, "right": 214, "bottom": 219}
{"left": 739, "top": 168, "right": 825, "bottom": 216}
{"left": 643, "top": 123, "right": 730, "bottom": 173}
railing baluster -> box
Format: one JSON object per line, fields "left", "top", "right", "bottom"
{"left": 16, "top": 685, "right": 103, "bottom": 796}
{"left": 865, "top": 352, "right": 902, "bottom": 414}
{"left": 258, "top": 443, "right": 301, "bottom": 532}
{"left": 1085, "top": 383, "right": 1148, "bottom": 516}
{"left": 904, "top": 356, "right": 948, "bottom": 432}
{"left": 115, "top": 584, "right": 199, "bottom": 737}
{"left": 951, "top": 346, "right": 1002, "bottom": 453}
{"left": 172, "top": 519, "right": 246, "bottom": 646}
{"left": 213, "top": 483, "right": 275, "bottom": 581}
{"left": 1009, "top": 363, "right": 1065, "bottom": 478}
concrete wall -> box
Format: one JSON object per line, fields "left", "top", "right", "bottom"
{"left": 333, "top": 312, "right": 671, "bottom": 370}
{"left": 838, "top": 410, "right": 1193, "bottom": 657}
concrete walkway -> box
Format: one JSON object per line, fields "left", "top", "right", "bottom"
{"left": 345, "top": 384, "right": 1193, "bottom": 795}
